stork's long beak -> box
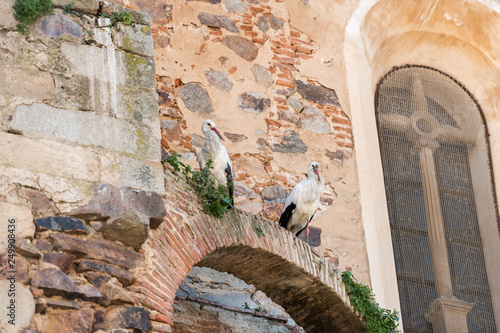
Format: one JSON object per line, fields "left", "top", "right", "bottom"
{"left": 212, "top": 127, "right": 225, "bottom": 141}
{"left": 314, "top": 168, "right": 320, "bottom": 181}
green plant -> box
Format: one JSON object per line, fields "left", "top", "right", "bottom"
{"left": 341, "top": 271, "right": 400, "bottom": 333}
{"left": 164, "top": 152, "right": 232, "bottom": 218}
{"left": 62, "top": 2, "right": 78, "bottom": 17}
{"left": 13, "top": 0, "right": 54, "bottom": 35}
{"left": 99, "top": 10, "right": 133, "bottom": 32}
{"left": 255, "top": 225, "right": 264, "bottom": 237}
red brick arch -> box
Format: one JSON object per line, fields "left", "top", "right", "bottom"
{"left": 137, "top": 174, "right": 362, "bottom": 333}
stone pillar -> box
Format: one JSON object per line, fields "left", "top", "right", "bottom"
{"left": 417, "top": 140, "right": 474, "bottom": 332}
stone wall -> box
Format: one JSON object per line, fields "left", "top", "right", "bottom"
{"left": 0, "top": 0, "right": 163, "bottom": 244}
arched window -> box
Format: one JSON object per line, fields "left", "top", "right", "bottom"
{"left": 375, "top": 65, "right": 498, "bottom": 332}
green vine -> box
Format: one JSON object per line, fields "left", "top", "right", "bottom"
{"left": 99, "top": 10, "right": 133, "bottom": 33}
{"left": 164, "top": 152, "right": 232, "bottom": 218}
{"left": 341, "top": 271, "right": 400, "bottom": 333}
{"left": 13, "top": 0, "right": 54, "bottom": 35}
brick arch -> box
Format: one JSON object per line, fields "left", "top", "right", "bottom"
{"left": 138, "top": 174, "right": 362, "bottom": 333}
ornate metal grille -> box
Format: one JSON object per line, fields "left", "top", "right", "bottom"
{"left": 376, "top": 65, "right": 497, "bottom": 332}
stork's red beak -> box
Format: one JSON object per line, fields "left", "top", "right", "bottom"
{"left": 314, "top": 168, "right": 320, "bottom": 181}
{"left": 212, "top": 127, "right": 225, "bottom": 141}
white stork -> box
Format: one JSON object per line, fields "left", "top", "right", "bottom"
{"left": 279, "top": 162, "right": 324, "bottom": 242}
{"left": 196, "top": 119, "right": 234, "bottom": 206}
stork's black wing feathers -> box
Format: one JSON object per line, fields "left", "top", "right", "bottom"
{"left": 225, "top": 163, "right": 234, "bottom": 208}
{"left": 279, "top": 202, "right": 296, "bottom": 229}
{"left": 295, "top": 212, "right": 315, "bottom": 237}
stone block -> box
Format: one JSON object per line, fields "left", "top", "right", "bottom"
{"left": 103, "top": 211, "right": 150, "bottom": 250}
{"left": 69, "top": 183, "right": 166, "bottom": 225}
{"left": 97, "top": 278, "right": 135, "bottom": 306}
{"left": 50, "top": 234, "right": 144, "bottom": 269}
{"left": 0, "top": 0, "right": 17, "bottom": 29}
{"left": 0, "top": 202, "right": 35, "bottom": 254}
{"left": 105, "top": 306, "right": 151, "bottom": 333}
{"left": 271, "top": 130, "right": 308, "bottom": 153}
{"left": 0, "top": 131, "right": 100, "bottom": 181}
{"left": 120, "top": 157, "right": 165, "bottom": 194}
{"left": 30, "top": 308, "right": 94, "bottom": 333}
{"left": 31, "top": 267, "right": 81, "bottom": 295}
{"left": 198, "top": 13, "right": 239, "bottom": 32}
{"left": 37, "top": 14, "right": 83, "bottom": 38}
{"left": 223, "top": 0, "right": 247, "bottom": 13}
{"left": 11, "top": 103, "right": 160, "bottom": 160}
{"left": 299, "top": 106, "right": 333, "bottom": 134}
{"left": 261, "top": 185, "right": 287, "bottom": 204}
{"left": 222, "top": 36, "right": 259, "bottom": 61}
{"left": 77, "top": 260, "right": 134, "bottom": 286}
{"left": 177, "top": 83, "right": 214, "bottom": 114}
{"left": 52, "top": 0, "right": 99, "bottom": 14}
{"left": 113, "top": 23, "right": 154, "bottom": 57}
{"left": 116, "top": 50, "right": 156, "bottom": 90}
{"left": 100, "top": 1, "right": 151, "bottom": 25}
{"left": 15, "top": 238, "right": 42, "bottom": 258}
{"left": 0, "top": 67, "right": 55, "bottom": 101}
{"left": 0, "top": 281, "right": 35, "bottom": 333}
{"left": 35, "top": 216, "right": 89, "bottom": 234}
{"left": 205, "top": 68, "right": 233, "bottom": 91}
{"left": 251, "top": 64, "right": 273, "bottom": 88}
{"left": 296, "top": 80, "right": 339, "bottom": 106}
{"left": 116, "top": 88, "right": 158, "bottom": 125}
{"left": 43, "top": 252, "right": 76, "bottom": 272}
{"left": 237, "top": 92, "right": 270, "bottom": 114}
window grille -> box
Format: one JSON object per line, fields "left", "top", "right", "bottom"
{"left": 376, "top": 65, "right": 497, "bottom": 332}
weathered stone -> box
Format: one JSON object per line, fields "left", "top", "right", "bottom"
{"left": 191, "top": 134, "right": 205, "bottom": 147}
{"left": 43, "top": 297, "right": 80, "bottom": 310}
{"left": 251, "top": 65, "right": 274, "bottom": 88}
{"left": 0, "top": 0, "right": 18, "bottom": 29}
{"left": 278, "top": 110, "right": 299, "bottom": 124}
{"left": 232, "top": 156, "right": 268, "bottom": 179}
{"left": 0, "top": 281, "right": 35, "bottom": 333}
{"left": 287, "top": 97, "right": 303, "bottom": 112}
{"left": 0, "top": 202, "right": 35, "bottom": 254}
{"left": 117, "top": 89, "right": 158, "bottom": 125}
{"left": 105, "top": 306, "right": 151, "bottom": 333}
{"left": 238, "top": 92, "right": 271, "bottom": 114}
{"left": 89, "top": 221, "right": 103, "bottom": 231}
{"left": 256, "top": 15, "right": 284, "bottom": 32}
{"left": 297, "top": 226, "right": 322, "bottom": 247}
{"left": 52, "top": 0, "right": 100, "bottom": 14}
{"left": 233, "top": 181, "right": 259, "bottom": 201}
{"left": 43, "top": 252, "right": 76, "bottom": 272}
{"left": 31, "top": 267, "right": 81, "bottom": 295}
{"left": 77, "top": 284, "right": 103, "bottom": 299}
{"left": 272, "top": 130, "right": 308, "bottom": 153}
{"left": 30, "top": 308, "right": 94, "bottom": 333}
{"left": 16, "top": 238, "right": 42, "bottom": 259}
{"left": 77, "top": 260, "right": 134, "bottom": 286}
{"left": 116, "top": 50, "right": 156, "bottom": 90}
{"left": 161, "top": 120, "right": 182, "bottom": 141}
{"left": 223, "top": 0, "right": 248, "bottom": 13}
{"left": 35, "top": 216, "right": 89, "bottom": 234}
{"left": 261, "top": 185, "right": 287, "bottom": 204}
{"left": 235, "top": 200, "right": 262, "bottom": 215}
{"left": 205, "top": 68, "right": 233, "bottom": 91}
{"left": 326, "top": 149, "right": 350, "bottom": 166}
{"left": 98, "top": 278, "right": 135, "bottom": 306}
{"left": 50, "top": 234, "right": 144, "bottom": 269}
{"left": 94, "top": 309, "right": 106, "bottom": 331}
{"left": 198, "top": 13, "right": 239, "bottom": 32}
{"left": 177, "top": 83, "right": 214, "bottom": 114}
{"left": 38, "top": 14, "right": 83, "bottom": 38}
{"left": 100, "top": 1, "right": 151, "bottom": 25}
{"left": 296, "top": 80, "right": 339, "bottom": 106}
{"left": 119, "top": 156, "right": 165, "bottom": 195}
{"left": 11, "top": 104, "right": 159, "bottom": 160}
{"left": 299, "top": 106, "right": 332, "bottom": 133}
{"left": 23, "top": 189, "right": 55, "bottom": 216}
{"left": 222, "top": 36, "right": 259, "bottom": 61}
{"left": 223, "top": 132, "right": 248, "bottom": 143}
{"left": 263, "top": 203, "right": 284, "bottom": 220}
{"left": 102, "top": 211, "right": 150, "bottom": 250}
{"left": 70, "top": 183, "right": 166, "bottom": 228}
{"left": 113, "top": 23, "right": 154, "bottom": 57}
{"left": 34, "top": 239, "right": 53, "bottom": 252}
{"left": 257, "top": 137, "right": 266, "bottom": 150}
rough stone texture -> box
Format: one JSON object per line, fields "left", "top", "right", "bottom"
{"left": 100, "top": 1, "right": 151, "bottom": 25}
{"left": 198, "top": 13, "right": 239, "bottom": 32}
{"left": 233, "top": 181, "right": 259, "bottom": 202}
{"left": 296, "top": 80, "right": 339, "bottom": 106}
{"left": 177, "top": 83, "right": 214, "bottom": 114}
{"left": 113, "top": 23, "right": 154, "bottom": 57}
{"left": 16, "top": 238, "right": 42, "bottom": 259}
{"left": 223, "top": 132, "right": 248, "bottom": 143}
{"left": 77, "top": 260, "right": 133, "bottom": 286}
{"left": 287, "top": 97, "right": 303, "bottom": 112}
{"left": 115, "top": 50, "right": 156, "bottom": 90}
{"left": 52, "top": 0, "right": 100, "bottom": 15}
{"left": 43, "top": 297, "right": 80, "bottom": 310}
{"left": 95, "top": 277, "right": 135, "bottom": 306}
{"left": 272, "top": 130, "right": 308, "bottom": 153}
{"left": 257, "top": 15, "right": 284, "bottom": 32}
{"left": 37, "top": 14, "right": 83, "bottom": 38}
{"left": 43, "top": 252, "right": 76, "bottom": 272}
{"left": 232, "top": 156, "right": 268, "bottom": 179}
{"left": 278, "top": 110, "right": 299, "bottom": 124}
{"left": 105, "top": 306, "right": 151, "bottom": 333}
{"left": 299, "top": 106, "right": 333, "bottom": 133}
{"left": 35, "top": 239, "right": 53, "bottom": 252}
{"left": 222, "top": 36, "right": 259, "bottom": 61}
{"left": 70, "top": 183, "right": 166, "bottom": 227}
{"left": 50, "top": 234, "right": 144, "bottom": 270}
{"left": 297, "top": 226, "right": 322, "bottom": 247}
{"left": 261, "top": 185, "right": 287, "bottom": 204}
{"left": 102, "top": 210, "right": 149, "bottom": 250}
{"left": 0, "top": 0, "right": 18, "bottom": 29}
{"left": 23, "top": 189, "right": 56, "bottom": 217}
{"left": 35, "top": 216, "right": 89, "bottom": 234}
{"left": 11, "top": 103, "right": 159, "bottom": 160}
{"left": 31, "top": 267, "right": 81, "bottom": 295}
{"left": 263, "top": 203, "right": 285, "bottom": 220}
{"left": 119, "top": 156, "right": 165, "bottom": 196}
{"left": 251, "top": 64, "right": 274, "bottom": 88}
{"left": 205, "top": 68, "right": 233, "bottom": 91}
{"left": 223, "top": 0, "right": 247, "bottom": 13}
{"left": 30, "top": 308, "right": 95, "bottom": 333}
{"left": 0, "top": 281, "right": 35, "bottom": 333}
{"left": 0, "top": 202, "right": 35, "bottom": 254}
{"left": 235, "top": 200, "right": 263, "bottom": 215}
{"left": 326, "top": 149, "right": 351, "bottom": 166}
{"left": 161, "top": 120, "right": 182, "bottom": 141}
{"left": 238, "top": 92, "right": 271, "bottom": 114}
